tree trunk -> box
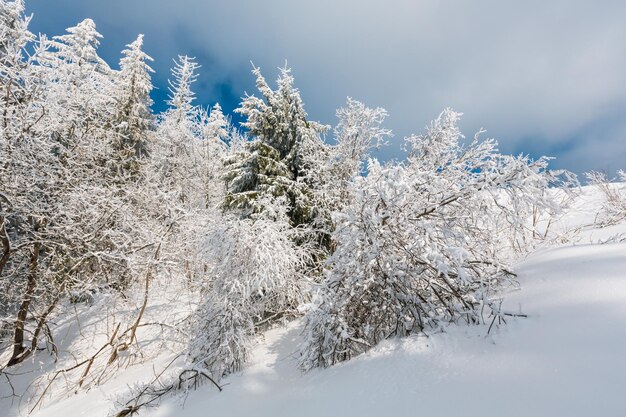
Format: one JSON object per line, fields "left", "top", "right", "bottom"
{"left": 6, "top": 239, "right": 40, "bottom": 367}
{"left": 0, "top": 215, "right": 10, "bottom": 277}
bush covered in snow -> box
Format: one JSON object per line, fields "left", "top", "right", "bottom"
{"left": 585, "top": 170, "right": 626, "bottom": 226}
{"left": 188, "top": 202, "right": 310, "bottom": 380}
{"left": 299, "top": 110, "right": 572, "bottom": 370}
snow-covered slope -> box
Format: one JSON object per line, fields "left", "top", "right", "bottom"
{"left": 145, "top": 242, "right": 626, "bottom": 417}
{"left": 5, "top": 185, "right": 626, "bottom": 417}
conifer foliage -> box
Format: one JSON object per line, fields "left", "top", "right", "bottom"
{"left": 114, "top": 34, "right": 154, "bottom": 166}
{"left": 225, "top": 66, "right": 328, "bottom": 226}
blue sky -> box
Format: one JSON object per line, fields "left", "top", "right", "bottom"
{"left": 25, "top": 0, "right": 626, "bottom": 176}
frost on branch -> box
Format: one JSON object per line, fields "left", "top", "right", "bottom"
{"left": 300, "top": 109, "right": 573, "bottom": 370}
{"left": 585, "top": 170, "right": 626, "bottom": 226}
{"left": 226, "top": 65, "right": 328, "bottom": 229}
{"left": 306, "top": 98, "right": 392, "bottom": 232}
{"left": 188, "top": 198, "right": 310, "bottom": 380}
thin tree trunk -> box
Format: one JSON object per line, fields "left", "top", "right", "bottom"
{"left": 0, "top": 193, "right": 12, "bottom": 277}
{"left": 30, "top": 294, "right": 61, "bottom": 354}
{"left": 122, "top": 224, "right": 172, "bottom": 352}
{"left": 0, "top": 215, "right": 10, "bottom": 277}
{"left": 6, "top": 239, "right": 40, "bottom": 367}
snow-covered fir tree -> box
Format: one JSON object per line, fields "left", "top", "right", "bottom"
{"left": 224, "top": 65, "right": 329, "bottom": 227}
{"left": 113, "top": 34, "right": 154, "bottom": 171}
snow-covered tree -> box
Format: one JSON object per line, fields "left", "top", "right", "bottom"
{"left": 47, "top": 18, "right": 109, "bottom": 73}
{"left": 0, "top": 16, "right": 155, "bottom": 367}
{"left": 196, "top": 103, "right": 229, "bottom": 207}
{"left": 138, "top": 56, "right": 230, "bottom": 296}
{"left": 113, "top": 34, "right": 154, "bottom": 170}
{"left": 225, "top": 65, "right": 329, "bottom": 227}
{"left": 189, "top": 198, "right": 310, "bottom": 380}
{"left": 153, "top": 56, "right": 227, "bottom": 210}
{"left": 307, "top": 98, "right": 392, "bottom": 236}
{"left": 154, "top": 56, "right": 202, "bottom": 203}
{"left": 0, "top": 8, "right": 62, "bottom": 365}
{"left": 200, "top": 102, "right": 229, "bottom": 144}
{"left": 0, "top": 0, "right": 33, "bottom": 101}
{"left": 333, "top": 97, "right": 391, "bottom": 178}
{"left": 300, "top": 109, "right": 571, "bottom": 370}
{"left": 167, "top": 55, "right": 199, "bottom": 125}
{"left": 36, "top": 18, "right": 115, "bottom": 145}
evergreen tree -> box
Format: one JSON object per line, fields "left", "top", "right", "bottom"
{"left": 155, "top": 55, "right": 204, "bottom": 205}
{"left": 113, "top": 34, "right": 155, "bottom": 172}
{"left": 201, "top": 102, "right": 229, "bottom": 144}
{"left": 225, "top": 65, "right": 328, "bottom": 227}
{"left": 37, "top": 18, "right": 115, "bottom": 145}
{"left": 166, "top": 55, "right": 199, "bottom": 125}
{"left": 48, "top": 18, "right": 109, "bottom": 73}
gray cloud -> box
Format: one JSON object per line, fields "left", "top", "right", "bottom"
{"left": 26, "top": 0, "right": 626, "bottom": 175}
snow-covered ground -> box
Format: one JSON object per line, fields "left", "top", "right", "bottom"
{"left": 145, "top": 242, "right": 626, "bottom": 417}
{"left": 4, "top": 185, "right": 626, "bottom": 417}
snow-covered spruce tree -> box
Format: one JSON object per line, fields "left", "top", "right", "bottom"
{"left": 112, "top": 34, "right": 154, "bottom": 175}
{"left": 154, "top": 55, "right": 228, "bottom": 208}
{"left": 188, "top": 197, "right": 310, "bottom": 380}
{"left": 191, "top": 67, "right": 331, "bottom": 381}
{"left": 148, "top": 56, "right": 228, "bottom": 287}
{"left": 190, "top": 83, "right": 395, "bottom": 382}
{"left": 153, "top": 56, "right": 221, "bottom": 208}
{"left": 224, "top": 65, "right": 329, "bottom": 229}
{"left": 300, "top": 109, "right": 568, "bottom": 370}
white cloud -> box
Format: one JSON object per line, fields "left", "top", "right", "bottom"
{"left": 27, "top": 0, "right": 626, "bottom": 173}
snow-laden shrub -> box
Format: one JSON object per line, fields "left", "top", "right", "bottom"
{"left": 189, "top": 199, "right": 310, "bottom": 379}
{"left": 586, "top": 170, "right": 626, "bottom": 226}
{"left": 300, "top": 109, "right": 570, "bottom": 370}
{"left": 188, "top": 298, "right": 252, "bottom": 379}
{"left": 202, "top": 204, "right": 310, "bottom": 319}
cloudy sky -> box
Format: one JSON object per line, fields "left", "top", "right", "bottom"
{"left": 25, "top": 0, "right": 626, "bottom": 175}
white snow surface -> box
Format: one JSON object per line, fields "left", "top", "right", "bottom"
{"left": 149, "top": 243, "right": 626, "bottom": 417}
{"left": 4, "top": 185, "right": 626, "bottom": 417}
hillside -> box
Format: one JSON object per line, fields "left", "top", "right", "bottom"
{"left": 149, "top": 243, "right": 626, "bottom": 417}
{"left": 1, "top": 185, "right": 623, "bottom": 417}
{"left": 2, "top": 2, "right": 625, "bottom": 416}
